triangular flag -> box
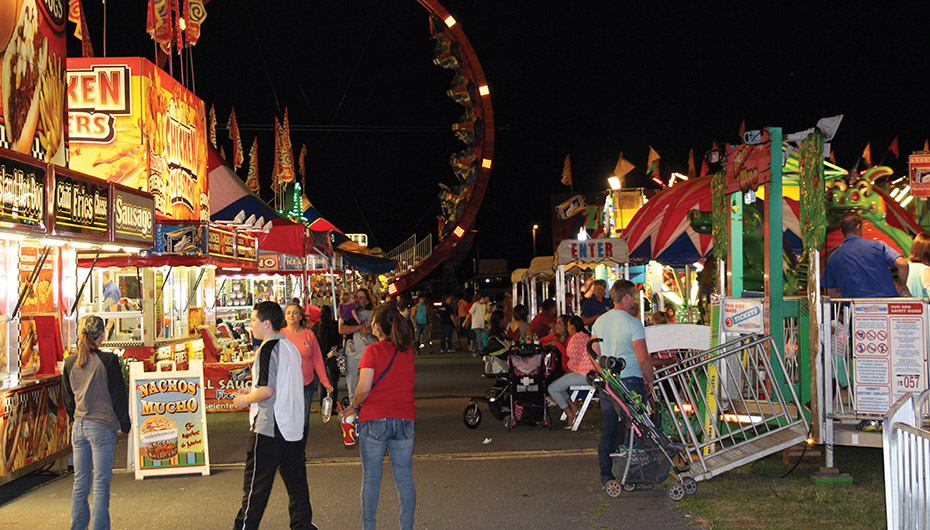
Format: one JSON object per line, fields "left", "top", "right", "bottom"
{"left": 245, "top": 139, "right": 259, "bottom": 192}
{"left": 208, "top": 105, "right": 217, "bottom": 149}
{"left": 298, "top": 144, "right": 308, "bottom": 180}
{"left": 277, "top": 108, "right": 296, "bottom": 185}
{"left": 646, "top": 146, "right": 661, "bottom": 178}
{"left": 613, "top": 152, "right": 635, "bottom": 180}
{"left": 69, "top": 0, "right": 94, "bottom": 57}
{"left": 146, "top": 0, "right": 173, "bottom": 54}
{"left": 687, "top": 148, "right": 695, "bottom": 179}
{"left": 184, "top": 0, "right": 207, "bottom": 47}
{"left": 272, "top": 118, "right": 282, "bottom": 193}
{"left": 889, "top": 136, "right": 899, "bottom": 159}
{"left": 861, "top": 142, "right": 872, "bottom": 168}
{"left": 829, "top": 149, "right": 836, "bottom": 165}
{"left": 700, "top": 159, "right": 709, "bottom": 177}
{"left": 924, "top": 139, "right": 929, "bottom": 152}
{"left": 226, "top": 108, "right": 243, "bottom": 169}
{"left": 738, "top": 120, "right": 746, "bottom": 138}
{"left": 561, "top": 154, "right": 572, "bottom": 186}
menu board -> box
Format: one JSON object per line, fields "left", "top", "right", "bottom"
{"left": 51, "top": 167, "right": 109, "bottom": 240}
{"left": 236, "top": 232, "right": 257, "bottom": 262}
{"left": 0, "top": 153, "right": 46, "bottom": 230}
{"left": 129, "top": 360, "right": 210, "bottom": 479}
{"left": 111, "top": 185, "right": 155, "bottom": 246}
{"left": 851, "top": 301, "right": 929, "bottom": 414}
{"left": 207, "top": 226, "right": 235, "bottom": 259}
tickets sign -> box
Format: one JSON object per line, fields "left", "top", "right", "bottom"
{"left": 721, "top": 298, "right": 765, "bottom": 334}
{"left": 129, "top": 360, "right": 211, "bottom": 479}
{"left": 67, "top": 57, "right": 209, "bottom": 222}
{"left": 851, "top": 301, "right": 929, "bottom": 414}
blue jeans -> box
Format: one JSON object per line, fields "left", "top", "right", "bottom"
{"left": 599, "top": 376, "right": 645, "bottom": 484}
{"left": 440, "top": 324, "right": 454, "bottom": 350}
{"left": 358, "top": 418, "right": 416, "bottom": 530}
{"left": 471, "top": 329, "right": 487, "bottom": 352}
{"left": 414, "top": 323, "right": 430, "bottom": 349}
{"left": 548, "top": 371, "right": 589, "bottom": 409}
{"left": 303, "top": 380, "right": 317, "bottom": 442}
{"left": 71, "top": 417, "right": 118, "bottom": 530}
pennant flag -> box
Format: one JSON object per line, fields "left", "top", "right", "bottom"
{"left": 738, "top": 120, "right": 746, "bottom": 138}
{"left": 220, "top": 145, "right": 226, "bottom": 160}
{"left": 298, "top": 144, "right": 308, "bottom": 180}
{"left": 700, "top": 159, "right": 709, "bottom": 177}
{"left": 829, "top": 149, "right": 836, "bottom": 165}
{"left": 560, "top": 154, "right": 572, "bottom": 186}
{"left": 172, "top": 0, "right": 184, "bottom": 52}
{"left": 861, "top": 142, "right": 872, "bottom": 168}
{"left": 146, "top": 0, "right": 173, "bottom": 54}
{"left": 208, "top": 105, "right": 217, "bottom": 149}
{"left": 245, "top": 139, "right": 259, "bottom": 192}
{"left": 924, "top": 139, "right": 929, "bottom": 152}
{"left": 888, "top": 136, "right": 899, "bottom": 159}
{"left": 272, "top": 118, "right": 282, "bottom": 192}
{"left": 184, "top": 0, "right": 207, "bottom": 47}
{"left": 614, "top": 152, "right": 635, "bottom": 180}
{"left": 226, "top": 107, "right": 243, "bottom": 169}
{"left": 68, "top": 0, "right": 94, "bottom": 57}
{"left": 277, "top": 108, "right": 296, "bottom": 185}
{"left": 646, "top": 146, "right": 661, "bottom": 178}
{"left": 687, "top": 148, "right": 695, "bottom": 179}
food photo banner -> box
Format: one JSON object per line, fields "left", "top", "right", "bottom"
{"left": 67, "top": 57, "right": 209, "bottom": 222}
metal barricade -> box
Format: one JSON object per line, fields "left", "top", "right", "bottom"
{"left": 883, "top": 390, "right": 930, "bottom": 530}
{"left": 654, "top": 334, "right": 809, "bottom": 481}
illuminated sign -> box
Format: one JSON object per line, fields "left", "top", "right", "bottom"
{"left": 112, "top": 186, "right": 155, "bottom": 245}
{"left": 0, "top": 154, "right": 46, "bottom": 230}
{"left": 52, "top": 167, "right": 108, "bottom": 239}
{"left": 207, "top": 226, "right": 236, "bottom": 260}
{"left": 235, "top": 233, "right": 257, "bottom": 262}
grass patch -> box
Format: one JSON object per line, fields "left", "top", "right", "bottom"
{"left": 676, "top": 445, "right": 885, "bottom": 529}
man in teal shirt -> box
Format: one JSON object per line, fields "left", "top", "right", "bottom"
{"left": 591, "top": 279, "right": 653, "bottom": 488}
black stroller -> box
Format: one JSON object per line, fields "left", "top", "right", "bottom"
{"left": 463, "top": 335, "right": 511, "bottom": 428}
{"left": 586, "top": 338, "right": 696, "bottom": 501}
{"left": 463, "top": 340, "right": 554, "bottom": 430}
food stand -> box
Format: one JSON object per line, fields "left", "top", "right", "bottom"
{"left": 554, "top": 238, "right": 630, "bottom": 315}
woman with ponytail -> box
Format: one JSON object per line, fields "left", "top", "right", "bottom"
{"left": 339, "top": 303, "right": 416, "bottom": 530}
{"left": 62, "top": 315, "right": 131, "bottom": 529}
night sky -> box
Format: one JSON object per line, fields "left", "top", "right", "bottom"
{"left": 72, "top": 2, "right": 930, "bottom": 275}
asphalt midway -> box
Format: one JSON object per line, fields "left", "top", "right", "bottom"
{"left": 0, "top": 348, "right": 699, "bottom": 529}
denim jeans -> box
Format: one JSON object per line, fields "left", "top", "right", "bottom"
{"left": 302, "top": 380, "right": 318, "bottom": 442}
{"left": 358, "top": 418, "right": 416, "bottom": 530}
{"left": 471, "top": 329, "right": 487, "bottom": 352}
{"left": 440, "top": 324, "right": 454, "bottom": 350}
{"left": 599, "top": 376, "right": 646, "bottom": 484}
{"left": 414, "top": 323, "right": 430, "bottom": 349}
{"left": 548, "top": 371, "right": 589, "bottom": 409}
{"left": 71, "top": 417, "right": 118, "bottom": 530}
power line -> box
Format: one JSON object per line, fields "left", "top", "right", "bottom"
{"left": 224, "top": 124, "right": 451, "bottom": 133}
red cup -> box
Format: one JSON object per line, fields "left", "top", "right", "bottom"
{"left": 340, "top": 413, "right": 357, "bottom": 446}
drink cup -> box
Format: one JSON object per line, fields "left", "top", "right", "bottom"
{"left": 340, "top": 413, "right": 357, "bottom": 446}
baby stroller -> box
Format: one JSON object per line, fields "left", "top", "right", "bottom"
{"left": 504, "top": 341, "right": 552, "bottom": 430}
{"left": 586, "top": 338, "right": 696, "bottom": 501}
{"left": 463, "top": 335, "right": 511, "bottom": 428}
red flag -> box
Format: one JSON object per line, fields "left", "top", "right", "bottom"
{"left": 560, "top": 154, "right": 572, "bottom": 186}
{"left": 68, "top": 0, "right": 94, "bottom": 57}
{"left": 278, "top": 109, "right": 296, "bottom": 185}
{"left": 173, "top": 0, "right": 184, "bottom": 52}
{"left": 925, "top": 139, "right": 929, "bottom": 152}
{"left": 861, "top": 143, "right": 872, "bottom": 168}
{"left": 738, "top": 120, "right": 746, "bottom": 138}
{"left": 184, "top": 0, "right": 207, "bottom": 47}
{"left": 687, "top": 148, "right": 695, "bottom": 179}
{"left": 889, "top": 136, "right": 899, "bottom": 159}
{"left": 245, "top": 139, "right": 259, "bottom": 192}
{"left": 298, "top": 144, "right": 308, "bottom": 180}
{"left": 272, "top": 118, "right": 282, "bottom": 192}
{"left": 226, "top": 108, "right": 243, "bottom": 169}
{"left": 700, "top": 159, "right": 709, "bottom": 177}
{"left": 147, "top": 0, "right": 173, "bottom": 54}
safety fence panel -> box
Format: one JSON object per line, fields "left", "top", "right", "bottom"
{"left": 883, "top": 390, "right": 930, "bottom": 530}
{"left": 654, "top": 334, "right": 809, "bottom": 481}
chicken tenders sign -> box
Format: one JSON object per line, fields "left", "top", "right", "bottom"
{"left": 66, "top": 57, "right": 208, "bottom": 222}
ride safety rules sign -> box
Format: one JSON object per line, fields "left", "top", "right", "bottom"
{"left": 851, "top": 301, "right": 929, "bottom": 414}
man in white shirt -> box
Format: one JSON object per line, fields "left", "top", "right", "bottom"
{"left": 233, "top": 302, "right": 317, "bottom": 530}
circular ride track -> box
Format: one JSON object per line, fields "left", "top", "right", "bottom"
{"left": 387, "top": 1, "right": 494, "bottom": 295}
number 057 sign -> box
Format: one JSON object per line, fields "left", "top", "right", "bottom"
{"left": 851, "top": 302, "right": 929, "bottom": 414}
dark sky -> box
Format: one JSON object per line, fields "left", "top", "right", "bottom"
{"left": 72, "top": 2, "right": 930, "bottom": 274}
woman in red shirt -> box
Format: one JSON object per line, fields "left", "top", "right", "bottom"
{"left": 547, "top": 315, "right": 596, "bottom": 428}
{"left": 339, "top": 303, "right": 416, "bottom": 530}
{"left": 284, "top": 303, "right": 333, "bottom": 444}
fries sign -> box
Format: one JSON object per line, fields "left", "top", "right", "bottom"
{"left": 66, "top": 57, "right": 209, "bottom": 222}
